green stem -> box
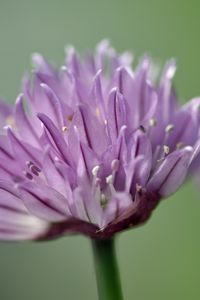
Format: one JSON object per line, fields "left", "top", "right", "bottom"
{"left": 92, "top": 238, "right": 123, "bottom": 300}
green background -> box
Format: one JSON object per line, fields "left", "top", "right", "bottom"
{"left": 0, "top": 0, "right": 200, "bottom": 299}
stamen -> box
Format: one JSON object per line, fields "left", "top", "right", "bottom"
{"left": 30, "top": 165, "right": 41, "bottom": 176}
{"left": 62, "top": 126, "right": 68, "bottom": 132}
{"left": 100, "top": 193, "right": 108, "bottom": 208}
{"left": 157, "top": 145, "right": 170, "bottom": 162}
{"left": 139, "top": 125, "right": 146, "bottom": 133}
{"left": 95, "top": 107, "right": 101, "bottom": 117}
{"left": 92, "top": 165, "right": 100, "bottom": 177}
{"left": 165, "top": 124, "right": 175, "bottom": 133}
{"left": 176, "top": 142, "right": 184, "bottom": 149}
{"left": 111, "top": 159, "right": 120, "bottom": 172}
{"left": 26, "top": 161, "right": 41, "bottom": 176}
{"left": 67, "top": 115, "right": 73, "bottom": 122}
{"left": 163, "top": 145, "right": 170, "bottom": 155}
{"left": 26, "top": 161, "right": 33, "bottom": 168}
{"left": 61, "top": 65, "right": 67, "bottom": 72}
{"left": 136, "top": 183, "right": 142, "bottom": 194}
{"left": 24, "top": 172, "right": 33, "bottom": 180}
{"left": 95, "top": 177, "right": 101, "bottom": 186}
{"left": 106, "top": 174, "right": 113, "bottom": 184}
{"left": 149, "top": 118, "right": 157, "bottom": 127}
{"left": 96, "top": 226, "right": 106, "bottom": 233}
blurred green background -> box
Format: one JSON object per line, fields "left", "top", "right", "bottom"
{"left": 0, "top": 0, "right": 200, "bottom": 299}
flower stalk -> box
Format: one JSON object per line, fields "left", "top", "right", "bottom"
{"left": 92, "top": 238, "right": 123, "bottom": 300}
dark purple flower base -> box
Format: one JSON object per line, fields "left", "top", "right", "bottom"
{"left": 38, "top": 191, "right": 160, "bottom": 240}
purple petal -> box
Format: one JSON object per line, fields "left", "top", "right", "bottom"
{"left": 72, "top": 187, "right": 103, "bottom": 226}
{"left": 42, "top": 149, "right": 69, "bottom": 197}
{"left": 39, "top": 83, "right": 65, "bottom": 129}
{"left": 15, "top": 94, "right": 40, "bottom": 148}
{"left": 73, "top": 105, "right": 108, "bottom": 154}
{"left": 0, "top": 100, "right": 13, "bottom": 128}
{"left": 32, "top": 52, "right": 56, "bottom": 75}
{"left": 7, "top": 128, "right": 41, "bottom": 168}
{"left": 38, "top": 113, "right": 71, "bottom": 165}
{"left": 77, "top": 142, "right": 99, "bottom": 184}
{"left": 102, "top": 192, "right": 132, "bottom": 227}
{"left": 0, "top": 181, "right": 48, "bottom": 240}
{"left": 20, "top": 181, "right": 71, "bottom": 222}
{"left": 147, "top": 147, "right": 193, "bottom": 197}
{"left": 129, "top": 131, "right": 152, "bottom": 186}
{"left": 107, "top": 88, "right": 127, "bottom": 142}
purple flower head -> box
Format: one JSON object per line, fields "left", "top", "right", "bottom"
{"left": 0, "top": 40, "right": 200, "bottom": 240}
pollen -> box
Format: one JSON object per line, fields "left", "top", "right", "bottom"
{"left": 95, "top": 107, "right": 101, "bottom": 117}
{"left": 67, "top": 114, "right": 73, "bottom": 122}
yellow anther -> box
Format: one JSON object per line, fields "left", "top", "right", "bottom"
{"left": 67, "top": 115, "right": 73, "bottom": 122}
{"left": 95, "top": 107, "right": 101, "bottom": 118}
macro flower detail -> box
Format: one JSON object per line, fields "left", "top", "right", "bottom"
{"left": 0, "top": 40, "right": 200, "bottom": 240}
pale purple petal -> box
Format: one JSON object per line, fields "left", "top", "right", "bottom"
{"left": 147, "top": 147, "right": 193, "bottom": 197}
{"left": 19, "top": 181, "right": 71, "bottom": 222}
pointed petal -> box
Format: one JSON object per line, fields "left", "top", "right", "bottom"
{"left": 38, "top": 113, "right": 71, "bottom": 165}
{"left": 40, "top": 83, "right": 65, "bottom": 129}
{"left": 65, "top": 46, "right": 82, "bottom": 77}
{"left": 7, "top": 128, "right": 41, "bottom": 168}
{"left": 72, "top": 187, "right": 103, "bottom": 226}
{"left": 107, "top": 88, "right": 127, "bottom": 142}
{"left": 113, "top": 67, "right": 133, "bottom": 95}
{"left": 20, "top": 181, "right": 71, "bottom": 222}
{"left": 42, "top": 149, "right": 69, "bottom": 197}
{"left": 129, "top": 131, "right": 152, "bottom": 186}
{"left": 102, "top": 192, "right": 132, "bottom": 227}
{"left": 0, "top": 100, "right": 13, "bottom": 127}
{"left": 0, "top": 181, "right": 48, "bottom": 240}
{"left": 32, "top": 52, "right": 55, "bottom": 75}
{"left": 147, "top": 147, "right": 193, "bottom": 197}
{"left": 77, "top": 142, "right": 99, "bottom": 183}
{"left": 15, "top": 94, "right": 40, "bottom": 148}
{"left": 158, "top": 59, "right": 177, "bottom": 123}
{"left": 72, "top": 187, "right": 91, "bottom": 222}
{"left": 74, "top": 105, "right": 108, "bottom": 154}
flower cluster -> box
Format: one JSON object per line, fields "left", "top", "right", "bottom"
{"left": 0, "top": 40, "right": 200, "bottom": 240}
